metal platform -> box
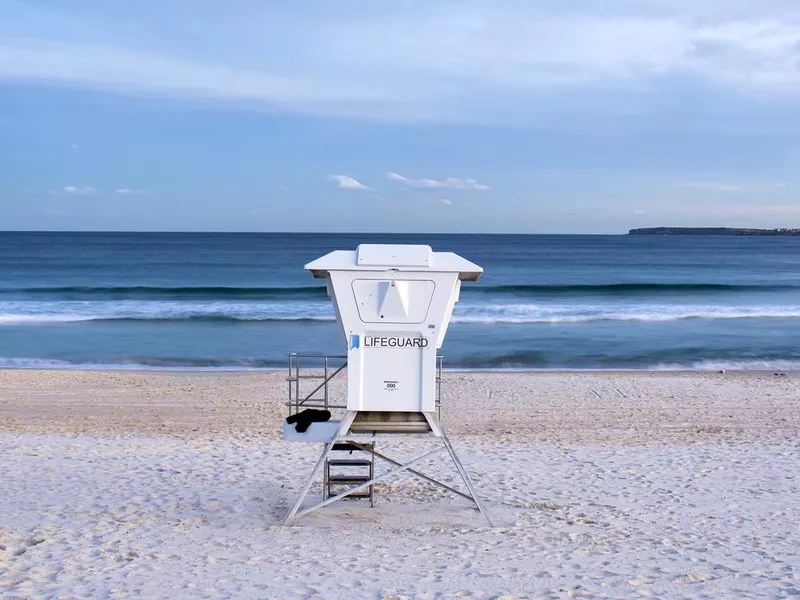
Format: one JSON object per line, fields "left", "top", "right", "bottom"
{"left": 350, "top": 411, "right": 433, "bottom": 435}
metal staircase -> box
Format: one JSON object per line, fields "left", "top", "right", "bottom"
{"left": 324, "top": 442, "right": 375, "bottom": 506}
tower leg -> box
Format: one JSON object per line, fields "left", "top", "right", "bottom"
{"left": 290, "top": 447, "right": 446, "bottom": 521}
{"left": 439, "top": 426, "right": 494, "bottom": 527}
{"left": 284, "top": 412, "right": 356, "bottom": 524}
{"left": 348, "top": 441, "right": 474, "bottom": 502}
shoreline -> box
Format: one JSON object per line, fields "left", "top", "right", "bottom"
{"left": 0, "top": 365, "right": 797, "bottom": 374}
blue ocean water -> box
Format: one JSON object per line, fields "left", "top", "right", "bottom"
{"left": 1, "top": 231, "right": 799, "bottom": 371}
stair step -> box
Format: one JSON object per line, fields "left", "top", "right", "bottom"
{"left": 332, "top": 442, "right": 370, "bottom": 452}
{"left": 327, "top": 459, "right": 372, "bottom": 466}
{"left": 328, "top": 475, "right": 372, "bottom": 484}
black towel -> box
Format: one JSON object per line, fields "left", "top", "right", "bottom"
{"left": 286, "top": 408, "right": 332, "bottom": 433}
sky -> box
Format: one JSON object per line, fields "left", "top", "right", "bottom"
{"left": 1, "top": 0, "right": 800, "bottom": 233}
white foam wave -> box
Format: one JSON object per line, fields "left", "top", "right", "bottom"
{"left": 0, "top": 300, "right": 336, "bottom": 324}
{"left": 0, "top": 314, "right": 337, "bottom": 324}
{"left": 651, "top": 359, "right": 800, "bottom": 372}
{"left": 2, "top": 300, "right": 800, "bottom": 325}
{"left": 0, "top": 358, "right": 281, "bottom": 370}
{"left": 0, "top": 357, "right": 78, "bottom": 368}
{"left": 1, "top": 356, "right": 796, "bottom": 372}
{"left": 452, "top": 304, "right": 800, "bottom": 324}
{"left": 0, "top": 314, "right": 97, "bottom": 324}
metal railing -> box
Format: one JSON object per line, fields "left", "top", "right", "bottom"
{"left": 435, "top": 354, "right": 443, "bottom": 420}
{"left": 286, "top": 352, "right": 445, "bottom": 418}
{"left": 286, "top": 352, "right": 348, "bottom": 415}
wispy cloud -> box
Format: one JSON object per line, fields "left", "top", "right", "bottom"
{"left": 440, "top": 198, "right": 454, "bottom": 205}
{"left": 59, "top": 185, "right": 97, "bottom": 195}
{"left": 710, "top": 203, "right": 800, "bottom": 217}
{"left": 673, "top": 181, "right": 789, "bottom": 192}
{"left": 387, "top": 172, "right": 491, "bottom": 191}
{"left": 115, "top": 188, "right": 150, "bottom": 195}
{"left": 51, "top": 185, "right": 150, "bottom": 196}
{"left": 327, "top": 175, "right": 370, "bottom": 190}
{"left": 3, "top": 3, "right": 800, "bottom": 123}
{"left": 677, "top": 201, "right": 800, "bottom": 218}
{"left": 69, "top": 143, "right": 79, "bottom": 150}
{"left": 673, "top": 181, "right": 745, "bottom": 192}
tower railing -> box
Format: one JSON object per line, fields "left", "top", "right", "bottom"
{"left": 286, "top": 352, "right": 444, "bottom": 419}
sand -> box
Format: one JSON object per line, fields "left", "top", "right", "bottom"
{"left": 1, "top": 370, "right": 799, "bottom": 599}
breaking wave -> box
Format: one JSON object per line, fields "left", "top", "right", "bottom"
{"left": 3, "top": 301, "right": 800, "bottom": 325}
{"left": 2, "top": 281, "right": 796, "bottom": 300}
{"left": 0, "top": 357, "right": 283, "bottom": 370}
{"left": 451, "top": 305, "right": 800, "bottom": 324}
{"left": 469, "top": 282, "right": 798, "bottom": 295}
{"left": 0, "top": 285, "right": 328, "bottom": 300}
{"left": 2, "top": 356, "right": 797, "bottom": 372}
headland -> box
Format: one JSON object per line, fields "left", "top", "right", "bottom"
{"left": 629, "top": 227, "right": 800, "bottom": 236}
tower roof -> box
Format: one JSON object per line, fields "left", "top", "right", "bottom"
{"left": 305, "top": 244, "right": 482, "bottom": 281}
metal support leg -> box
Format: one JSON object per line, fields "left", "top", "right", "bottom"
{"left": 440, "top": 427, "right": 493, "bottom": 526}
{"left": 284, "top": 412, "right": 356, "bottom": 524}
{"left": 348, "top": 441, "right": 475, "bottom": 503}
{"left": 291, "top": 447, "right": 446, "bottom": 521}
{"left": 368, "top": 444, "right": 375, "bottom": 508}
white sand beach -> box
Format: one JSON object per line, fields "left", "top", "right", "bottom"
{"left": 1, "top": 370, "right": 799, "bottom": 599}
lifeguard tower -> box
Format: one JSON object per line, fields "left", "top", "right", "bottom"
{"left": 283, "top": 244, "right": 491, "bottom": 525}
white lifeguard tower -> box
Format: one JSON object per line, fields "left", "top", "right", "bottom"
{"left": 283, "top": 244, "right": 491, "bottom": 525}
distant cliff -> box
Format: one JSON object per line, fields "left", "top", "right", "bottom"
{"left": 629, "top": 227, "right": 800, "bottom": 236}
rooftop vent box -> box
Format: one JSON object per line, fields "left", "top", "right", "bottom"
{"left": 356, "top": 244, "right": 432, "bottom": 268}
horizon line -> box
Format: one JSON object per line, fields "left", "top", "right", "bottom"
{"left": 0, "top": 229, "right": 631, "bottom": 236}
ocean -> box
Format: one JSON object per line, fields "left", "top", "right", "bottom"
{"left": 1, "top": 231, "right": 799, "bottom": 371}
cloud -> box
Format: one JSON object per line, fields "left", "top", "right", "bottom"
{"left": 327, "top": 175, "right": 370, "bottom": 190}
{"left": 633, "top": 209, "right": 647, "bottom": 214}
{"left": 387, "top": 172, "right": 491, "bottom": 190}
{"left": 61, "top": 185, "right": 97, "bottom": 195}
{"left": 70, "top": 143, "right": 79, "bottom": 150}
{"left": 0, "top": 39, "right": 394, "bottom": 120}
{"left": 3, "top": 3, "right": 800, "bottom": 123}
{"left": 440, "top": 198, "right": 454, "bottom": 205}
{"left": 673, "top": 181, "right": 744, "bottom": 192}
{"left": 678, "top": 201, "right": 800, "bottom": 217}
{"left": 115, "top": 188, "right": 150, "bottom": 195}
{"left": 673, "top": 181, "right": 789, "bottom": 192}
{"left": 722, "top": 203, "right": 800, "bottom": 216}
{"left": 52, "top": 185, "right": 150, "bottom": 196}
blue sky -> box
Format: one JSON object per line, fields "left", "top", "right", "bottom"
{"left": 2, "top": 0, "right": 799, "bottom": 233}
